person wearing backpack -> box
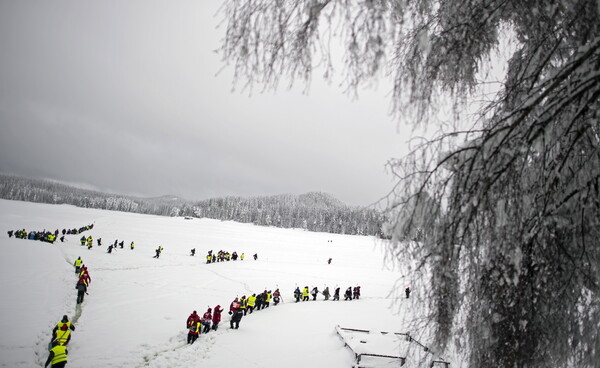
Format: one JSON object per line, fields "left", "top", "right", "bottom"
{"left": 201, "top": 308, "right": 213, "bottom": 334}
{"left": 322, "top": 286, "right": 330, "bottom": 301}
{"left": 187, "top": 320, "right": 201, "bottom": 344}
{"left": 186, "top": 311, "right": 200, "bottom": 328}
{"left": 76, "top": 279, "right": 88, "bottom": 304}
{"left": 333, "top": 286, "right": 340, "bottom": 301}
{"left": 45, "top": 340, "right": 68, "bottom": 368}
{"left": 344, "top": 287, "right": 353, "bottom": 300}
{"left": 311, "top": 287, "right": 319, "bottom": 301}
{"left": 294, "top": 287, "right": 301, "bottom": 302}
{"left": 52, "top": 315, "right": 75, "bottom": 346}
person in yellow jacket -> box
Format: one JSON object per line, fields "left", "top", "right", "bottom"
{"left": 86, "top": 236, "right": 93, "bottom": 247}
{"left": 130, "top": 241, "right": 135, "bottom": 250}
{"left": 45, "top": 340, "right": 68, "bottom": 368}
{"left": 264, "top": 290, "right": 272, "bottom": 308}
{"left": 239, "top": 296, "right": 248, "bottom": 315}
{"left": 73, "top": 257, "right": 83, "bottom": 274}
{"left": 52, "top": 315, "right": 75, "bottom": 346}
{"left": 302, "top": 286, "right": 310, "bottom": 301}
{"left": 247, "top": 294, "right": 257, "bottom": 314}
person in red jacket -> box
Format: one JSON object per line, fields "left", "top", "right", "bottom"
{"left": 212, "top": 305, "right": 223, "bottom": 331}
{"left": 201, "top": 308, "right": 212, "bottom": 334}
{"left": 79, "top": 267, "right": 91, "bottom": 286}
{"left": 186, "top": 311, "right": 200, "bottom": 328}
{"left": 229, "top": 298, "right": 241, "bottom": 313}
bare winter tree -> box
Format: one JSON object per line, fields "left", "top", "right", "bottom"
{"left": 219, "top": 1, "right": 600, "bottom": 367}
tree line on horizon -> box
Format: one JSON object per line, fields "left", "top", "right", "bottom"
{"left": 0, "top": 174, "right": 385, "bottom": 237}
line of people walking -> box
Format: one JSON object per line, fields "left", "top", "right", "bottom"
{"left": 45, "top": 255, "right": 94, "bottom": 368}
{"left": 74, "top": 257, "right": 92, "bottom": 305}
{"left": 185, "top": 287, "right": 282, "bottom": 344}
{"left": 185, "top": 305, "right": 225, "bottom": 344}
{"left": 7, "top": 223, "right": 94, "bottom": 244}
{"left": 107, "top": 239, "right": 135, "bottom": 253}
{"left": 294, "top": 285, "right": 361, "bottom": 302}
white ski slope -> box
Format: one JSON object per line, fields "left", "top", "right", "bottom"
{"left": 0, "top": 198, "right": 445, "bottom": 368}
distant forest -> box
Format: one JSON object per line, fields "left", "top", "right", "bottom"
{"left": 0, "top": 174, "right": 384, "bottom": 236}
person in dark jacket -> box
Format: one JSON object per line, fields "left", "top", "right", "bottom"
{"left": 323, "top": 286, "right": 330, "bottom": 300}
{"left": 311, "top": 287, "right": 319, "bottom": 301}
{"left": 405, "top": 286, "right": 411, "bottom": 299}
{"left": 333, "top": 286, "right": 340, "bottom": 301}
{"left": 255, "top": 292, "right": 264, "bottom": 311}
{"left": 294, "top": 287, "right": 301, "bottom": 303}
{"left": 76, "top": 280, "right": 87, "bottom": 304}
{"left": 344, "top": 287, "right": 352, "bottom": 301}
{"left": 75, "top": 278, "right": 87, "bottom": 304}
{"left": 230, "top": 307, "right": 243, "bottom": 329}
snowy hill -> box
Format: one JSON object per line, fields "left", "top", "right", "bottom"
{"left": 0, "top": 199, "right": 447, "bottom": 368}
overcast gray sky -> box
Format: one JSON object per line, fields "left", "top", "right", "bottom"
{"left": 0, "top": 0, "right": 411, "bottom": 207}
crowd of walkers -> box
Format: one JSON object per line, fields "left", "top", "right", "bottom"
{"left": 203, "top": 250, "right": 260, "bottom": 263}
{"left": 185, "top": 283, "right": 363, "bottom": 345}
{"left": 205, "top": 250, "right": 248, "bottom": 263}
{"left": 293, "top": 285, "right": 361, "bottom": 302}
{"left": 7, "top": 223, "right": 94, "bottom": 245}
{"left": 8, "top": 223, "right": 367, "bottom": 362}
{"left": 185, "top": 305, "right": 225, "bottom": 344}
{"left": 185, "top": 287, "right": 282, "bottom": 344}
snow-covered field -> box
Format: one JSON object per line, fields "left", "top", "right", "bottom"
{"left": 0, "top": 199, "right": 443, "bottom": 368}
